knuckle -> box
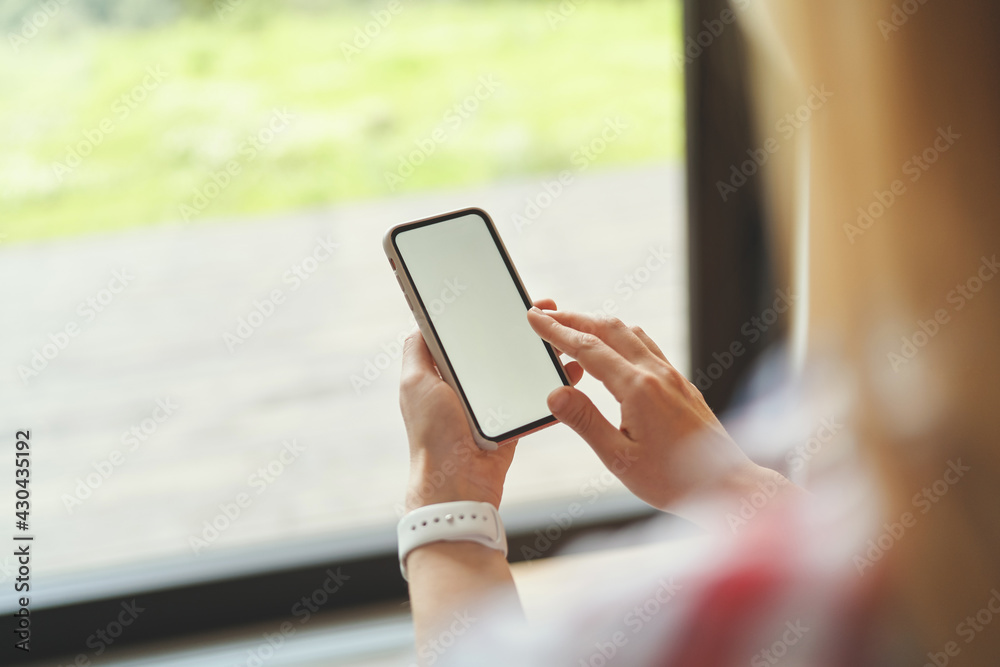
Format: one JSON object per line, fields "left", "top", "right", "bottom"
{"left": 674, "top": 366, "right": 697, "bottom": 387}
{"left": 657, "top": 365, "right": 687, "bottom": 391}
{"left": 632, "top": 371, "right": 663, "bottom": 395}
{"left": 574, "top": 331, "right": 602, "bottom": 351}
{"left": 629, "top": 324, "right": 646, "bottom": 337}
{"left": 600, "top": 314, "right": 627, "bottom": 332}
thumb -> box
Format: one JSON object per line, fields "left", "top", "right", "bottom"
{"left": 548, "top": 386, "right": 628, "bottom": 457}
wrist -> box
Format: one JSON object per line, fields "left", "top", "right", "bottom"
{"left": 669, "top": 461, "right": 803, "bottom": 533}
{"left": 406, "top": 540, "right": 509, "bottom": 576}
{"left": 723, "top": 460, "right": 800, "bottom": 502}
{"left": 404, "top": 481, "right": 499, "bottom": 513}
{"left": 405, "top": 455, "right": 502, "bottom": 512}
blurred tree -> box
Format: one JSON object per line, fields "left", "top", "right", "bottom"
{"left": 178, "top": 0, "right": 217, "bottom": 18}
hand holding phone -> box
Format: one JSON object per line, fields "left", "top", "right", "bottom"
{"left": 397, "top": 296, "right": 583, "bottom": 513}
{"left": 384, "top": 208, "right": 569, "bottom": 450}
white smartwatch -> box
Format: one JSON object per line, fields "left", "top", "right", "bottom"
{"left": 397, "top": 501, "right": 507, "bottom": 581}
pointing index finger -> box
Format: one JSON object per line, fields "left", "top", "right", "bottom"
{"left": 527, "top": 307, "right": 636, "bottom": 400}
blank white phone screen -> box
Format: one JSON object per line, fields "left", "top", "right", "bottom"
{"left": 394, "top": 213, "right": 564, "bottom": 439}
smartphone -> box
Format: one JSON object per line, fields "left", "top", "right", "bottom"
{"left": 383, "top": 207, "right": 569, "bottom": 450}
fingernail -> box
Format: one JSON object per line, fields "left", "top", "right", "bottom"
{"left": 549, "top": 388, "right": 569, "bottom": 412}
{"left": 529, "top": 306, "right": 541, "bottom": 314}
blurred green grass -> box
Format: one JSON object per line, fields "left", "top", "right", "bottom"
{"left": 0, "top": 0, "right": 681, "bottom": 242}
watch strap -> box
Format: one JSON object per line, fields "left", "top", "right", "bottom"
{"left": 397, "top": 501, "right": 507, "bottom": 581}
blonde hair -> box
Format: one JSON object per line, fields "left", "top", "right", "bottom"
{"left": 742, "top": 0, "right": 1000, "bottom": 661}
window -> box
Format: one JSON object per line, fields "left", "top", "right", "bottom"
{"left": 0, "top": 0, "right": 754, "bottom": 661}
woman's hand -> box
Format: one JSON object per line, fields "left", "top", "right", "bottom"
{"left": 399, "top": 299, "right": 583, "bottom": 512}
{"left": 526, "top": 308, "right": 783, "bottom": 512}
{"left": 401, "top": 305, "right": 587, "bottom": 641}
